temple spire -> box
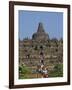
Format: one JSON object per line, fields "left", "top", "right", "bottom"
{"left": 37, "top": 22, "right": 45, "bottom": 33}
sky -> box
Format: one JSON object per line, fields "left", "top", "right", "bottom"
{"left": 19, "top": 10, "right": 63, "bottom": 40}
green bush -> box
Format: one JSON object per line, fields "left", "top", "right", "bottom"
{"left": 19, "top": 65, "right": 32, "bottom": 79}
{"left": 49, "top": 64, "right": 63, "bottom": 77}
{"left": 19, "top": 65, "right": 31, "bottom": 74}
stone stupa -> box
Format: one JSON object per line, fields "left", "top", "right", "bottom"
{"left": 32, "top": 22, "right": 49, "bottom": 40}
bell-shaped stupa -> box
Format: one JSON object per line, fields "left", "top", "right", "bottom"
{"left": 32, "top": 22, "right": 49, "bottom": 40}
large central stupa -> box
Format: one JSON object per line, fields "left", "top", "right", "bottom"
{"left": 32, "top": 22, "right": 49, "bottom": 40}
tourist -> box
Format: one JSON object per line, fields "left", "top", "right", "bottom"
{"left": 42, "top": 66, "right": 48, "bottom": 78}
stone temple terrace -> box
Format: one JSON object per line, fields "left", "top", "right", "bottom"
{"left": 19, "top": 22, "right": 63, "bottom": 78}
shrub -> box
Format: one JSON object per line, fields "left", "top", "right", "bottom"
{"left": 49, "top": 64, "right": 63, "bottom": 77}
{"left": 19, "top": 65, "right": 31, "bottom": 74}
